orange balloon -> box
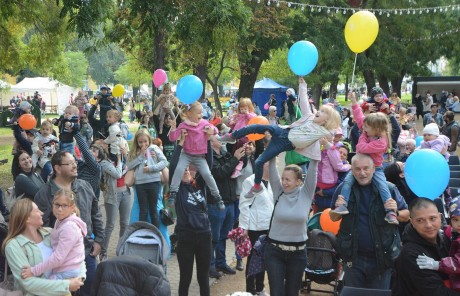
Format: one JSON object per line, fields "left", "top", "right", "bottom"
{"left": 247, "top": 116, "right": 269, "bottom": 141}
{"left": 319, "top": 208, "right": 341, "bottom": 235}
{"left": 18, "top": 114, "right": 37, "bottom": 130}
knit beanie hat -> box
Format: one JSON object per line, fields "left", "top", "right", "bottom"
{"left": 423, "top": 123, "right": 440, "bottom": 136}
{"left": 19, "top": 101, "right": 31, "bottom": 111}
{"left": 450, "top": 197, "right": 460, "bottom": 217}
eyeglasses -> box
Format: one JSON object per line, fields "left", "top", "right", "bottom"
{"left": 59, "top": 161, "right": 77, "bottom": 167}
{"left": 53, "top": 203, "right": 70, "bottom": 210}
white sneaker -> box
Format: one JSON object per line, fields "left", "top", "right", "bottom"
{"left": 256, "top": 289, "right": 269, "bottom": 296}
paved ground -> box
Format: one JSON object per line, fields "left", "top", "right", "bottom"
{"left": 100, "top": 196, "right": 234, "bottom": 296}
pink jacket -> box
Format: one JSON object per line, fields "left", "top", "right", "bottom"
{"left": 169, "top": 119, "right": 217, "bottom": 155}
{"left": 229, "top": 112, "right": 256, "bottom": 131}
{"left": 352, "top": 104, "right": 387, "bottom": 167}
{"left": 317, "top": 147, "right": 351, "bottom": 186}
{"left": 31, "top": 214, "right": 87, "bottom": 276}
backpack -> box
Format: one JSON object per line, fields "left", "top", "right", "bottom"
{"left": 120, "top": 121, "right": 130, "bottom": 139}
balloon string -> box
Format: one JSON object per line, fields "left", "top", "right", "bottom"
{"left": 351, "top": 53, "right": 358, "bottom": 91}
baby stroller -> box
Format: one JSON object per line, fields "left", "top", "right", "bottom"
{"left": 301, "top": 228, "right": 343, "bottom": 295}
{"left": 116, "top": 221, "right": 170, "bottom": 271}
{"left": 91, "top": 222, "right": 171, "bottom": 296}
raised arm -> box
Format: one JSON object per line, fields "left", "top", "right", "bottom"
{"left": 268, "top": 158, "right": 282, "bottom": 200}
{"left": 302, "top": 159, "right": 318, "bottom": 197}
{"left": 298, "top": 77, "right": 311, "bottom": 117}
{"left": 74, "top": 133, "right": 100, "bottom": 176}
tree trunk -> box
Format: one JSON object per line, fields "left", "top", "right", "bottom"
{"left": 238, "top": 50, "right": 264, "bottom": 99}
{"left": 377, "top": 74, "right": 390, "bottom": 96}
{"left": 152, "top": 28, "right": 167, "bottom": 103}
{"left": 390, "top": 71, "right": 405, "bottom": 97}
{"left": 363, "top": 68, "right": 375, "bottom": 93}
{"left": 312, "top": 83, "right": 322, "bottom": 107}
{"left": 193, "top": 53, "right": 208, "bottom": 101}
{"left": 329, "top": 76, "right": 339, "bottom": 99}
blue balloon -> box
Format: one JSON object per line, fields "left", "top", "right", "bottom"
{"left": 288, "top": 41, "right": 319, "bottom": 76}
{"left": 176, "top": 75, "right": 203, "bottom": 104}
{"left": 405, "top": 149, "right": 449, "bottom": 200}
{"left": 415, "top": 136, "right": 423, "bottom": 147}
{"left": 126, "top": 131, "right": 133, "bottom": 141}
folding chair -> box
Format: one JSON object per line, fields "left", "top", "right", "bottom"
{"left": 449, "top": 178, "right": 460, "bottom": 189}
{"left": 450, "top": 165, "right": 460, "bottom": 171}
{"left": 451, "top": 171, "right": 460, "bottom": 179}
{"left": 340, "top": 286, "right": 391, "bottom": 296}
{"left": 449, "top": 155, "right": 460, "bottom": 165}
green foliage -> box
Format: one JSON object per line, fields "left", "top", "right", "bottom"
{"left": 87, "top": 44, "right": 125, "bottom": 84}
{"left": 114, "top": 54, "right": 152, "bottom": 86}
{"left": 58, "top": 51, "right": 88, "bottom": 87}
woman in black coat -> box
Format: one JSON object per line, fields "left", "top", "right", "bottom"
{"left": 414, "top": 93, "right": 424, "bottom": 120}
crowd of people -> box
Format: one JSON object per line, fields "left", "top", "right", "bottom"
{"left": 2, "top": 78, "right": 460, "bottom": 296}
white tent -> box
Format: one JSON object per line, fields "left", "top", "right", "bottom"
{"left": 5, "top": 77, "right": 78, "bottom": 114}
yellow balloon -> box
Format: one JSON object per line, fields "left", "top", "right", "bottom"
{"left": 112, "top": 84, "right": 125, "bottom": 97}
{"left": 344, "top": 11, "right": 379, "bottom": 53}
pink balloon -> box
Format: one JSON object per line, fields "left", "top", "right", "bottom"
{"left": 153, "top": 69, "right": 167, "bottom": 88}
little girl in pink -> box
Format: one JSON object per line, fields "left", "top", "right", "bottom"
{"left": 227, "top": 98, "right": 256, "bottom": 178}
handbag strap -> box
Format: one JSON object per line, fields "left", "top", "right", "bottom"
{"left": 3, "top": 259, "right": 7, "bottom": 283}
{"left": 268, "top": 191, "right": 283, "bottom": 233}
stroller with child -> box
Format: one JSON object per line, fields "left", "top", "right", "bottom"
{"left": 301, "top": 214, "right": 343, "bottom": 295}
{"left": 90, "top": 221, "right": 170, "bottom": 296}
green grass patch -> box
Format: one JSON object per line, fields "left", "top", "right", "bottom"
{"left": 0, "top": 144, "right": 13, "bottom": 191}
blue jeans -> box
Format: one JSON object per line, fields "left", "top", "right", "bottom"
{"left": 59, "top": 141, "right": 74, "bottom": 155}
{"left": 340, "top": 166, "right": 391, "bottom": 207}
{"left": 79, "top": 254, "right": 97, "bottom": 296}
{"left": 40, "top": 161, "right": 52, "bottom": 182}
{"left": 343, "top": 255, "right": 391, "bottom": 289}
{"left": 232, "top": 124, "right": 293, "bottom": 185}
{"left": 135, "top": 182, "right": 161, "bottom": 227}
{"left": 233, "top": 199, "right": 242, "bottom": 261}
{"left": 208, "top": 203, "right": 235, "bottom": 268}
{"left": 264, "top": 243, "right": 306, "bottom": 296}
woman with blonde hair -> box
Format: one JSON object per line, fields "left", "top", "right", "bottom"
{"left": 3, "top": 199, "right": 84, "bottom": 295}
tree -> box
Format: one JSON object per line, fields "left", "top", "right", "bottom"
{"left": 237, "top": 3, "right": 290, "bottom": 99}
{"left": 87, "top": 43, "right": 125, "bottom": 85}
{"left": 55, "top": 51, "right": 88, "bottom": 87}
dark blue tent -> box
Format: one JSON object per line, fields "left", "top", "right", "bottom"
{"left": 251, "top": 78, "right": 288, "bottom": 117}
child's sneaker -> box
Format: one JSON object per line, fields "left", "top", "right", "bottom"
{"left": 231, "top": 161, "right": 244, "bottom": 178}
{"left": 244, "top": 186, "right": 263, "bottom": 198}
{"left": 384, "top": 211, "right": 399, "bottom": 225}
{"left": 329, "top": 205, "right": 349, "bottom": 221}
{"left": 218, "top": 133, "right": 236, "bottom": 144}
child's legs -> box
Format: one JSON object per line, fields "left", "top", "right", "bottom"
{"left": 253, "top": 141, "right": 287, "bottom": 185}
{"left": 59, "top": 142, "right": 74, "bottom": 155}
{"left": 194, "top": 156, "right": 220, "bottom": 198}
{"left": 159, "top": 111, "right": 166, "bottom": 131}
{"left": 340, "top": 173, "right": 355, "bottom": 204}
{"left": 373, "top": 167, "right": 392, "bottom": 206}
{"left": 41, "top": 161, "right": 52, "bottom": 182}
{"left": 170, "top": 153, "right": 192, "bottom": 193}
{"left": 231, "top": 124, "right": 275, "bottom": 139}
